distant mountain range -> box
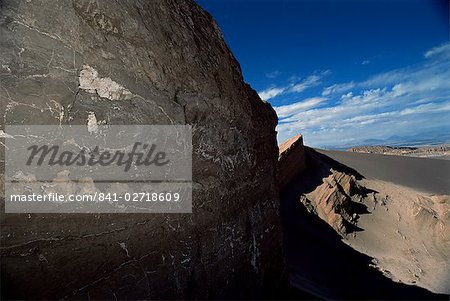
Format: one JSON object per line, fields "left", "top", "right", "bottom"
{"left": 347, "top": 144, "right": 450, "bottom": 160}
{"left": 323, "top": 131, "right": 450, "bottom": 150}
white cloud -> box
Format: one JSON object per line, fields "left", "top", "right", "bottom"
{"left": 322, "top": 82, "right": 355, "bottom": 96}
{"left": 275, "top": 42, "right": 450, "bottom": 148}
{"left": 362, "top": 60, "right": 370, "bottom": 65}
{"left": 398, "top": 102, "right": 450, "bottom": 116}
{"left": 424, "top": 42, "right": 450, "bottom": 58}
{"left": 289, "top": 75, "right": 321, "bottom": 93}
{"left": 275, "top": 97, "right": 326, "bottom": 118}
{"left": 258, "top": 70, "right": 329, "bottom": 100}
{"left": 258, "top": 87, "right": 285, "bottom": 100}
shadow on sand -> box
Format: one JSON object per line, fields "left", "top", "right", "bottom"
{"left": 280, "top": 147, "right": 448, "bottom": 300}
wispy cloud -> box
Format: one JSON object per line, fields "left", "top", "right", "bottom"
{"left": 362, "top": 59, "right": 370, "bottom": 65}
{"left": 290, "top": 75, "right": 321, "bottom": 93}
{"left": 276, "top": 97, "right": 327, "bottom": 118}
{"left": 265, "top": 70, "right": 281, "bottom": 79}
{"left": 258, "top": 87, "right": 285, "bottom": 100}
{"left": 424, "top": 42, "right": 450, "bottom": 58}
{"left": 258, "top": 71, "right": 329, "bottom": 101}
{"left": 322, "top": 82, "right": 355, "bottom": 96}
{"left": 275, "top": 42, "right": 450, "bottom": 148}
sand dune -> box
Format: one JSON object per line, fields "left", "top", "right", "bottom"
{"left": 346, "top": 179, "right": 449, "bottom": 294}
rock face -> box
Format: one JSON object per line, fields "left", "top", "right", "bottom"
{"left": 278, "top": 134, "right": 306, "bottom": 189}
{"left": 0, "top": 0, "right": 282, "bottom": 299}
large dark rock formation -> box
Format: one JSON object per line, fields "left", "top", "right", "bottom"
{"left": 0, "top": 0, "right": 282, "bottom": 299}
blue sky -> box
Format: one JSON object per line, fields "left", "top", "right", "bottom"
{"left": 197, "top": 0, "right": 450, "bottom": 148}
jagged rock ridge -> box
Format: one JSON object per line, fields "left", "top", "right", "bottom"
{"left": 300, "top": 169, "right": 361, "bottom": 234}
{"left": 278, "top": 134, "right": 306, "bottom": 189}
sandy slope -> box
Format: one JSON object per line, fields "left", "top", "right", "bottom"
{"left": 345, "top": 179, "right": 450, "bottom": 294}
{"left": 281, "top": 147, "right": 450, "bottom": 299}
{"left": 318, "top": 149, "right": 450, "bottom": 294}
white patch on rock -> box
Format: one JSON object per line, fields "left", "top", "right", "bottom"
{"left": 87, "top": 111, "right": 99, "bottom": 133}
{"left": 0, "top": 130, "right": 14, "bottom": 139}
{"left": 0, "top": 130, "right": 14, "bottom": 148}
{"left": 11, "top": 171, "right": 37, "bottom": 182}
{"left": 2, "top": 65, "right": 11, "bottom": 72}
{"left": 118, "top": 242, "right": 131, "bottom": 257}
{"left": 79, "top": 65, "right": 133, "bottom": 101}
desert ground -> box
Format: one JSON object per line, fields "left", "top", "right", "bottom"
{"left": 281, "top": 147, "right": 449, "bottom": 299}
{"left": 319, "top": 149, "right": 450, "bottom": 195}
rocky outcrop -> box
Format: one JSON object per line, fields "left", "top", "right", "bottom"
{"left": 278, "top": 138, "right": 363, "bottom": 235}
{"left": 278, "top": 134, "right": 306, "bottom": 189}
{"left": 0, "top": 0, "right": 282, "bottom": 299}
{"left": 278, "top": 135, "right": 358, "bottom": 234}
{"left": 300, "top": 170, "right": 360, "bottom": 234}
